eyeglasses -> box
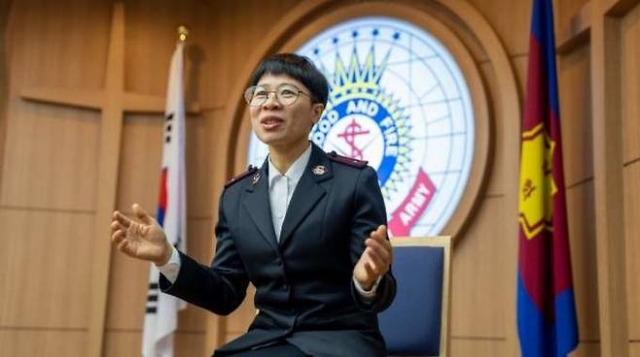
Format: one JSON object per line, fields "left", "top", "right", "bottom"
{"left": 244, "top": 84, "right": 313, "bottom": 107}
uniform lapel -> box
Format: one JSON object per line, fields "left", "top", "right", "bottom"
{"left": 242, "top": 163, "right": 279, "bottom": 251}
{"left": 279, "top": 144, "right": 332, "bottom": 245}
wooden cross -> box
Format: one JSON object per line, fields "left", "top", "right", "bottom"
{"left": 20, "top": 3, "right": 198, "bottom": 356}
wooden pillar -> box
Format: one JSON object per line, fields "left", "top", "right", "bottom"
{"left": 591, "top": 0, "right": 630, "bottom": 355}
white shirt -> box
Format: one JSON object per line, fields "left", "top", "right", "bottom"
{"left": 158, "top": 144, "right": 378, "bottom": 297}
{"left": 268, "top": 144, "right": 311, "bottom": 241}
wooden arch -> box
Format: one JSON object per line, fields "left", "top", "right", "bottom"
{"left": 216, "top": 0, "right": 520, "bottom": 243}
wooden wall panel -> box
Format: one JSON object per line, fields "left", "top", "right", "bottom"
{"left": 6, "top": 0, "right": 110, "bottom": 91}
{"left": 0, "top": 105, "right": 100, "bottom": 210}
{"left": 0, "top": 0, "right": 110, "bottom": 212}
{"left": 124, "top": 0, "right": 203, "bottom": 97}
{"left": 559, "top": 0, "right": 593, "bottom": 34}
{"left": 572, "top": 342, "right": 603, "bottom": 357}
{"left": 477, "top": 56, "right": 524, "bottom": 197}
{"left": 466, "top": 0, "right": 530, "bottom": 55}
{"left": 104, "top": 331, "right": 206, "bottom": 357}
{"left": 184, "top": 116, "right": 216, "bottom": 217}
{"left": 449, "top": 338, "right": 509, "bottom": 356}
{"left": 224, "top": 287, "right": 256, "bottom": 342}
{"left": 451, "top": 197, "right": 513, "bottom": 340}
{"left": 0, "top": 1, "right": 113, "bottom": 355}
{"left": 0, "top": 330, "right": 87, "bottom": 356}
{"left": 511, "top": 55, "right": 528, "bottom": 103}
{"left": 103, "top": 331, "right": 142, "bottom": 357}
{"left": 126, "top": 0, "right": 220, "bottom": 109}
{"left": 115, "top": 115, "right": 163, "bottom": 214}
{"left": 559, "top": 40, "right": 600, "bottom": 346}
{"left": 172, "top": 218, "right": 212, "bottom": 332}
{"left": 624, "top": 162, "right": 640, "bottom": 339}
{"left": 174, "top": 332, "right": 207, "bottom": 356}
{"left": 591, "top": 0, "right": 630, "bottom": 354}
{"left": 0, "top": 209, "right": 92, "bottom": 327}
{"left": 106, "top": 246, "right": 148, "bottom": 330}
{"left": 620, "top": 0, "right": 640, "bottom": 345}
{"left": 621, "top": 2, "right": 640, "bottom": 163}
{"left": 566, "top": 182, "right": 600, "bottom": 341}
{"left": 559, "top": 44, "right": 594, "bottom": 184}
{"left": 477, "top": 63, "right": 506, "bottom": 197}
{"left": 183, "top": 218, "right": 216, "bottom": 269}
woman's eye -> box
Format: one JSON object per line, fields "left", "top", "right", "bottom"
{"left": 279, "top": 89, "right": 296, "bottom": 97}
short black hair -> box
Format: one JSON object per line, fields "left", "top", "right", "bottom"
{"left": 249, "top": 53, "right": 329, "bottom": 107}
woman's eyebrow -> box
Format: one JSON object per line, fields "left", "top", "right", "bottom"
{"left": 256, "top": 82, "right": 297, "bottom": 88}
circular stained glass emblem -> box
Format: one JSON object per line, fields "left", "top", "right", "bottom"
{"left": 247, "top": 16, "right": 475, "bottom": 236}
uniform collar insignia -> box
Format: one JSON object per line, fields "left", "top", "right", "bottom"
{"left": 251, "top": 172, "right": 261, "bottom": 185}
{"left": 312, "top": 165, "right": 327, "bottom": 176}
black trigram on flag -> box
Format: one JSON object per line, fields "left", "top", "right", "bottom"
{"left": 164, "top": 112, "right": 174, "bottom": 143}
{"left": 146, "top": 282, "right": 159, "bottom": 314}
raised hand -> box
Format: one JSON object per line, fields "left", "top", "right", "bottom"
{"left": 110, "top": 203, "right": 173, "bottom": 266}
{"left": 353, "top": 225, "right": 393, "bottom": 290}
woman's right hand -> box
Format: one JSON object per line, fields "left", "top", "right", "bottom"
{"left": 110, "top": 203, "right": 173, "bottom": 266}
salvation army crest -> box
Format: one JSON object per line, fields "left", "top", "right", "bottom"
{"left": 248, "top": 16, "right": 478, "bottom": 237}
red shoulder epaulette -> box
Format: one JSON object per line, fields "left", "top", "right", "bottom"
{"left": 225, "top": 165, "right": 258, "bottom": 188}
{"left": 327, "top": 151, "right": 368, "bottom": 168}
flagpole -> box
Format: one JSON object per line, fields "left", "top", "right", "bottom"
{"left": 142, "top": 25, "right": 189, "bottom": 357}
{"left": 178, "top": 25, "right": 189, "bottom": 42}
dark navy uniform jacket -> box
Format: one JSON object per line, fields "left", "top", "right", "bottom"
{"left": 160, "top": 142, "right": 396, "bottom": 357}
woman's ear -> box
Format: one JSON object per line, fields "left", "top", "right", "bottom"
{"left": 311, "top": 103, "right": 324, "bottom": 123}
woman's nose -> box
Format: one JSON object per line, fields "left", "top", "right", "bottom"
{"left": 262, "top": 92, "right": 282, "bottom": 108}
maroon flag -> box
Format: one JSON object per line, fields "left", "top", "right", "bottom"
{"left": 517, "top": 0, "right": 579, "bottom": 356}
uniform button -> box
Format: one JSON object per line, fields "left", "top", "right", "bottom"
{"left": 282, "top": 284, "right": 289, "bottom": 290}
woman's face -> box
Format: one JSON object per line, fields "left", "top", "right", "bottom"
{"left": 249, "top": 74, "right": 323, "bottom": 152}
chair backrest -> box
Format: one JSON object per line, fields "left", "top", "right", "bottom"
{"left": 379, "top": 236, "right": 452, "bottom": 357}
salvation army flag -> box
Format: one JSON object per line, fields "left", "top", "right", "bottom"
{"left": 517, "top": 0, "right": 579, "bottom": 356}
{"left": 142, "top": 40, "right": 188, "bottom": 357}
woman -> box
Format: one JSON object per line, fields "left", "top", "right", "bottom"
{"left": 111, "top": 53, "right": 395, "bottom": 357}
